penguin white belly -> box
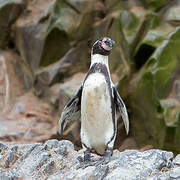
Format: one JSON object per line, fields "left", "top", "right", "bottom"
{"left": 81, "top": 73, "right": 114, "bottom": 155}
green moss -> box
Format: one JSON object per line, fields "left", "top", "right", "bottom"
{"left": 129, "top": 27, "right": 180, "bottom": 149}
{"left": 141, "top": 0, "right": 168, "bottom": 11}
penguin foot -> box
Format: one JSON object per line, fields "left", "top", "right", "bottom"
{"left": 95, "top": 155, "right": 111, "bottom": 166}
{"left": 95, "top": 148, "right": 112, "bottom": 166}
{"left": 76, "top": 149, "right": 95, "bottom": 169}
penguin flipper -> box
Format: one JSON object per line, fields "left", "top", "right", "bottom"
{"left": 113, "top": 86, "right": 129, "bottom": 134}
{"left": 58, "top": 85, "right": 83, "bottom": 134}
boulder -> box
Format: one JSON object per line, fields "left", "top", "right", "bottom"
{"left": 0, "top": 139, "right": 179, "bottom": 180}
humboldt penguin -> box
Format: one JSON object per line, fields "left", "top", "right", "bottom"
{"left": 59, "top": 37, "right": 129, "bottom": 167}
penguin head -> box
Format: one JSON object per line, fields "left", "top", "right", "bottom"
{"left": 92, "top": 37, "right": 115, "bottom": 56}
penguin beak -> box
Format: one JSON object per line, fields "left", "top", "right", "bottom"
{"left": 105, "top": 39, "right": 115, "bottom": 48}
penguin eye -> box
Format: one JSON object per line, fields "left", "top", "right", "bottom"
{"left": 104, "top": 40, "right": 109, "bottom": 45}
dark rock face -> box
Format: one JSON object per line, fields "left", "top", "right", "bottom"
{"left": 14, "top": 0, "right": 56, "bottom": 72}
{"left": 0, "top": 140, "right": 179, "bottom": 180}
{"left": 0, "top": 0, "right": 25, "bottom": 48}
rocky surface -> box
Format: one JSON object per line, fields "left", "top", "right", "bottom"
{"left": 0, "top": 0, "right": 180, "bottom": 154}
{"left": 0, "top": 139, "right": 179, "bottom": 180}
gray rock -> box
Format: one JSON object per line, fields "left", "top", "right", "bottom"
{"left": 106, "top": 149, "right": 174, "bottom": 180}
{"left": 3, "top": 150, "right": 18, "bottom": 168}
{"left": 174, "top": 154, "right": 180, "bottom": 165}
{"left": 42, "top": 161, "right": 56, "bottom": 175}
{"left": 58, "top": 140, "right": 74, "bottom": 151}
{"left": 0, "top": 174, "right": 16, "bottom": 180}
{"left": 54, "top": 146, "right": 67, "bottom": 156}
{"left": 92, "top": 165, "right": 109, "bottom": 180}
{"left": 10, "top": 146, "right": 18, "bottom": 152}
{"left": 0, "top": 140, "right": 179, "bottom": 180}
{"left": 170, "top": 166, "right": 180, "bottom": 179}
{"left": 146, "top": 171, "right": 170, "bottom": 180}
{"left": 32, "top": 152, "right": 50, "bottom": 171}
{"left": 105, "top": 167, "right": 138, "bottom": 180}
{"left": 0, "top": 142, "right": 8, "bottom": 152}
{"left": 18, "top": 144, "right": 41, "bottom": 161}
{"left": 44, "top": 139, "right": 59, "bottom": 150}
